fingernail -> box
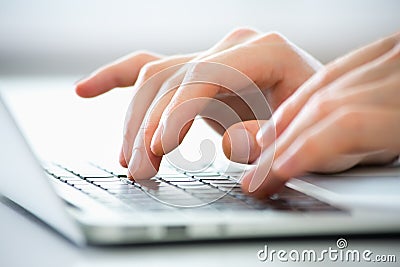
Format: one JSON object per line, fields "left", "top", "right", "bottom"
{"left": 128, "top": 148, "right": 141, "bottom": 177}
{"left": 150, "top": 123, "right": 164, "bottom": 156}
{"left": 228, "top": 128, "right": 255, "bottom": 162}
{"left": 248, "top": 147, "right": 275, "bottom": 193}
{"left": 256, "top": 122, "right": 274, "bottom": 147}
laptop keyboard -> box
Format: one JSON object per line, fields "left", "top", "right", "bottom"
{"left": 43, "top": 162, "right": 341, "bottom": 213}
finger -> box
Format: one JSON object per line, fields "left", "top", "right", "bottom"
{"left": 257, "top": 31, "right": 400, "bottom": 147}
{"left": 126, "top": 88, "right": 177, "bottom": 178}
{"left": 152, "top": 32, "right": 293, "bottom": 156}
{"left": 119, "top": 55, "right": 197, "bottom": 168}
{"left": 242, "top": 106, "right": 400, "bottom": 198}
{"left": 128, "top": 65, "right": 241, "bottom": 177}
{"left": 272, "top": 106, "right": 400, "bottom": 179}
{"left": 259, "top": 51, "right": 400, "bottom": 173}
{"left": 245, "top": 68, "right": 400, "bottom": 196}
{"left": 75, "top": 51, "right": 161, "bottom": 98}
{"left": 325, "top": 68, "right": 400, "bottom": 109}
{"left": 244, "top": 32, "right": 400, "bottom": 198}
{"left": 222, "top": 120, "right": 268, "bottom": 164}
{"left": 240, "top": 146, "right": 283, "bottom": 198}
{"left": 146, "top": 29, "right": 262, "bottom": 157}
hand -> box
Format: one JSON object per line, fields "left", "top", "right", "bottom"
{"left": 76, "top": 28, "right": 322, "bottom": 180}
{"left": 229, "top": 31, "right": 400, "bottom": 198}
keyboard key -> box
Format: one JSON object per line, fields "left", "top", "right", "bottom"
{"left": 183, "top": 185, "right": 218, "bottom": 191}
{"left": 100, "top": 183, "right": 133, "bottom": 190}
{"left": 156, "top": 173, "right": 188, "bottom": 178}
{"left": 44, "top": 165, "right": 76, "bottom": 177}
{"left": 171, "top": 181, "right": 206, "bottom": 187}
{"left": 186, "top": 172, "right": 220, "bottom": 177}
{"left": 198, "top": 177, "right": 231, "bottom": 181}
{"left": 67, "top": 180, "right": 93, "bottom": 186}
{"left": 221, "top": 171, "right": 245, "bottom": 178}
{"left": 59, "top": 177, "right": 85, "bottom": 182}
{"left": 209, "top": 180, "right": 240, "bottom": 185}
{"left": 85, "top": 177, "right": 121, "bottom": 183}
{"left": 161, "top": 177, "right": 197, "bottom": 182}
{"left": 62, "top": 163, "right": 114, "bottom": 177}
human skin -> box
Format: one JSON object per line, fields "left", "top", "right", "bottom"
{"left": 76, "top": 28, "right": 400, "bottom": 198}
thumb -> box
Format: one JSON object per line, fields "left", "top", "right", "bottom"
{"left": 222, "top": 120, "right": 268, "bottom": 164}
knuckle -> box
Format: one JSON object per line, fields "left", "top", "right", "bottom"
{"left": 211, "top": 28, "right": 260, "bottom": 53}
{"left": 140, "top": 116, "right": 159, "bottom": 139}
{"left": 142, "top": 126, "right": 154, "bottom": 139}
{"left": 334, "top": 107, "right": 361, "bottom": 131}
{"left": 317, "top": 65, "right": 338, "bottom": 85}
{"left": 300, "top": 137, "right": 319, "bottom": 156}
{"left": 266, "top": 31, "right": 285, "bottom": 41}
{"left": 370, "top": 34, "right": 400, "bottom": 63}
{"left": 190, "top": 61, "right": 208, "bottom": 73}
{"left": 161, "top": 77, "right": 180, "bottom": 92}
{"left": 387, "top": 42, "right": 400, "bottom": 61}
{"left": 139, "top": 61, "right": 164, "bottom": 80}
{"left": 101, "top": 65, "right": 124, "bottom": 85}
{"left": 141, "top": 118, "right": 159, "bottom": 134}
{"left": 394, "top": 31, "right": 400, "bottom": 41}
{"left": 226, "top": 27, "right": 258, "bottom": 41}
{"left": 385, "top": 32, "right": 400, "bottom": 49}
{"left": 186, "top": 61, "right": 210, "bottom": 79}
{"left": 333, "top": 107, "right": 366, "bottom": 151}
{"left": 252, "top": 31, "right": 287, "bottom": 44}
{"left": 133, "top": 50, "right": 158, "bottom": 62}
{"left": 308, "top": 90, "right": 335, "bottom": 119}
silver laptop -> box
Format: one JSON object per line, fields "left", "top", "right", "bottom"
{"left": 1, "top": 88, "right": 400, "bottom": 246}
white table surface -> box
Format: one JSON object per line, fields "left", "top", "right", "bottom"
{"left": 1, "top": 198, "right": 399, "bottom": 267}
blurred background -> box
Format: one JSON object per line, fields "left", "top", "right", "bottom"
{"left": 1, "top": 0, "right": 399, "bottom": 76}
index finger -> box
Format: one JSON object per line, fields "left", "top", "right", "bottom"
{"left": 75, "top": 51, "right": 161, "bottom": 98}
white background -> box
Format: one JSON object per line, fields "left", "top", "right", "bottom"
{"left": 1, "top": 0, "right": 399, "bottom": 75}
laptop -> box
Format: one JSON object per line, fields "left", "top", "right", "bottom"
{"left": 1, "top": 84, "right": 400, "bottom": 246}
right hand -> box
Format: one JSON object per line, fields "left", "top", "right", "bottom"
{"left": 223, "top": 31, "right": 400, "bottom": 198}
{"left": 75, "top": 28, "right": 322, "bottom": 179}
